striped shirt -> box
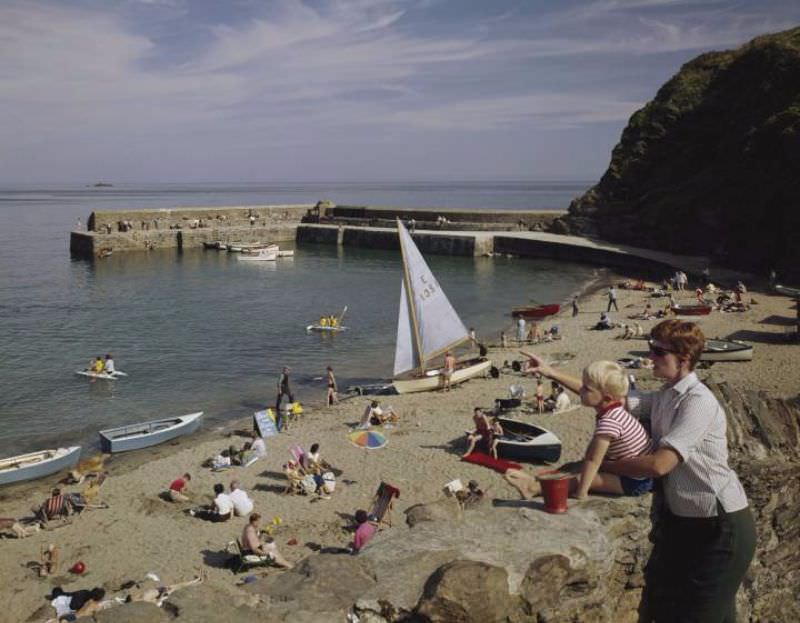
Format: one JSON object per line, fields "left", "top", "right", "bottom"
{"left": 627, "top": 372, "right": 749, "bottom": 518}
{"left": 594, "top": 402, "right": 653, "bottom": 461}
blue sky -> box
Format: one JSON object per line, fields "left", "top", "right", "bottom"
{"left": 1, "top": 0, "right": 797, "bottom": 183}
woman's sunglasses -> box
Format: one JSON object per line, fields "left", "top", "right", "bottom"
{"left": 648, "top": 340, "right": 675, "bottom": 357}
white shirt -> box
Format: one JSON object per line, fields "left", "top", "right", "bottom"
{"left": 214, "top": 492, "right": 233, "bottom": 516}
{"left": 627, "top": 373, "right": 748, "bottom": 517}
{"left": 104, "top": 358, "right": 115, "bottom": 373}
{"left": 554, "top": 392, "right": 571, "bottom": 412}
{"left": 229, "top": 488, "right": 254, "bottom": 516}
{"left": 251, "top": 438, "right": 266, "bottom": 457}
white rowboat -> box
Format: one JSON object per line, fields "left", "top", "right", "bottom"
{"left": 0, "top": 446, "right": 82, "bottom": 486}
{"left": 99, "top": 412, "right": 203, "bottom": 453}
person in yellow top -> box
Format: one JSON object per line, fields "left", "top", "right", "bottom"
{"left": 319, "top": 317, "right": 328, "bottom": 327}
{"left": 93, "top": 356, "right": 105, "bottom": 373}
{"left": 330, "top": 316, "right": 338, "bottom": 328}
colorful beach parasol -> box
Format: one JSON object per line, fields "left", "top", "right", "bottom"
{"left": 348, "top": 430, "right": 387, "bottom": 450}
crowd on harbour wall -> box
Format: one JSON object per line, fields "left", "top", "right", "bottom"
{"left": 69, "top": 204, "right": 566, "bottom": 258}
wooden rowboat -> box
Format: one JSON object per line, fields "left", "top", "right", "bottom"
{"left": 700, "top": 339, "right": 753, "bottom": 362}
{"left": 495, "top": 419, "right": 562, "bottom": 464}
{"left": 511, "top": 304, "right": 561, "bottom": 319}
{"left": 99, "top": 412, "right": 203, "bottom": 453}
{"left": 671, "top": 304, "right": 712, "bottom": 316}
{"left": 0, "top": 446, "right": 81, "bottom": 486}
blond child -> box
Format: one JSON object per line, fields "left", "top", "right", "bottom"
{"left": 506, "top": 355, "right": 653, "bottom": 500}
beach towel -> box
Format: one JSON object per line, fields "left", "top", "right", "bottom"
{"left": 461, "top": 451, "right": 521, "bottom": 473}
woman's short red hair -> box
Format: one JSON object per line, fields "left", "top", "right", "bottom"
{"left": 651, "top": 319, "right": 705, "bottom": 370}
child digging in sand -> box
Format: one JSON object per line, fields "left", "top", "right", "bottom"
{"left": 506, "top": 356, "right": 653, "bottom": 501}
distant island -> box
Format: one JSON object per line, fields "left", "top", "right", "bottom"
{"left": 554, "top": 26, "right": 800, "bottom": 281}
{"left": 90, "top": 182, "right": 114, "bottom": 187}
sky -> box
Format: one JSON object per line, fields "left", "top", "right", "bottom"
{"left": 1, "top": 0, "right": 797, "bottom": 184}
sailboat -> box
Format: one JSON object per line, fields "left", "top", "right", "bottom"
{"left": 392, "top": 219, "right": 492, "bottom": 394}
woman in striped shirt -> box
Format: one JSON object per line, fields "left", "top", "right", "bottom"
{"left": 505, "top": 358, "right": 653, "bottom": 500}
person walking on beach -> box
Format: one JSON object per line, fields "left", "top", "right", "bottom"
{"left": 516, "top": 316, "right": 526, "bottom": 343}
{"left": 572, "top": 296, "right": 579, "bottom": 317}
{"left": 607, "top": 286, "right": 619, "bottom": 312}
{"left": 326, "top": 366, "right": 338, "bottom": 407}
{"left": 275, "top": 367, "right": 293, "bottom": 431}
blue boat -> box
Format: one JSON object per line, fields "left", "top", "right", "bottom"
{"left": 99, "top": 412, "right": 203, "bottom": 453}
{"left": 0, "top": 446, "right": 82, "bottom": 486}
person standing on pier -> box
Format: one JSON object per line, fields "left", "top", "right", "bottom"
{"left": 275, "top": 367, "right": 293, "bottom": 431}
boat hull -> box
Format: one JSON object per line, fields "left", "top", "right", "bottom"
{"left": 306, "top": 325, "right": 348, "bottom": 332}
{"left": 237, "top": 252, "right": 277, "bottom": 262}
{"left": 99, "top": 412, "right": 203, "bottom": 453}
{"left": 495, "top": 418, "right": 562, "bottom": 464}
{"left": 393, "top": 359, "right": 492, "bottom": 394}
{"left": 0, "top": 446, "right": 81, "bottom": 486}
{"left": 511, "top": 304, "right": 560, "bottom": 319}
{"left": 774, "top": 284, "right": 800, "bottom": 299}
{"left": 700, "top": 339, "right": 753, "bottom": 362}
{"left": 76, "top": 370, "right": 126, "bottom": 380}
{"left": 671, "top": 305, "right": 712, "bottom": 316}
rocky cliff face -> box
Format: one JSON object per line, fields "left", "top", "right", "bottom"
{"left": 556, "top": 27, "right": 800, "bottom": 280}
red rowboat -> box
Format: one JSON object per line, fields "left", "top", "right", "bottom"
{"left": 511, "top": 304, "right": 561, "bottom": 319}
{"left": 670, "top": 304, "right": 712, "bottom": 316}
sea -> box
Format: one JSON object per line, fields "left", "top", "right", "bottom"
{"left": 0, "top": 181, "right": 597, "bottom": 457}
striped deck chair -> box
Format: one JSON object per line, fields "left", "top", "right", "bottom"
{"left": 288, "top": 444, "right": 307, "bottom": 472}
{"left": 368, "top": 482, "right": 400, "bottom": 527}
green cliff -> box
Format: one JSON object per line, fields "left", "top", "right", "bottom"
{"left": 558, "top": 26, "right": 800, "bottom": 280}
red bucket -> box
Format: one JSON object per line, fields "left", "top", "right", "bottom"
{"left": 536, "top": 471, "right": 573, "bottom": 514}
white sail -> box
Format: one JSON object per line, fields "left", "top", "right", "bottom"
{"left": 393, "top": 280, "right": 417, "bottom": 375}
{"left": 394, "top": 220, "right": 469, "bottom": 376}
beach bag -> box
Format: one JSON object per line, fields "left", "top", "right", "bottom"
{"left": 322, "top": 471, "right": 336, "bottom": 493}
{"left": 300, "top": 475, "right": 317, "bottom": 495}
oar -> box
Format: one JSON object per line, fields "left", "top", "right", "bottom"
{"left": 338, "top": 305, "right": 348, "bottom": 324}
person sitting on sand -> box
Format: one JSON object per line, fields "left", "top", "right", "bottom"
{"left": 35, "top": 488, "right": 72, "bottom": 523}
{"left": 249, "top": 431, "right": 267, "bottom": 458}
{"left": 593, "top": 312, "right": 613, "bottom": 331}
{"left": 168, "top": 473, "right": 191, "bottom": 502}
{"left": 229, "top": 481, "right": 254, "bottom": 517}
{"left": 350, "top": 509, "right": 378, "bottom": 554}
{"left": 304, "top": 443, "right": 332, "bottom": 474}
{"left": 358, "top": 400, "right": 399, "bottom": 429}
{"left": 535, "top": 377, "right": 546, "bottom": 413}
{"left": 463, "top": 408, "right": 503, "bottom": 459}
{"left": 189, "top": 483, "right": 233, "bottom": 522}
{"left": 284, "top": 461, "right": 307, "bottom": 494}
{"left": 507, "top": 355, "right": 653, "bottom": 501}
{"left": 241, "top": 513, "right": 293, "bottom": 568}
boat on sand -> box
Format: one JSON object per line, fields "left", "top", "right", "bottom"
{"left": 511, "top": 304, "right": 560, "bottom": 319}
{"left": 0, "top": 446, "right": 82, "bottom": 486}
{"left": 700, "top": 339, "right": 753, "bottom": 362}
{"left": 494, "top": 418, "right": 562, "bottom": 464}
{"left": 392, "top": 220, "right": 491, "bottom": 394}
{"left": 671, "top": 304, "right": 712, "bottom": 316}
{"left": 98, "top": 412, "right": 203, "bottom": 453}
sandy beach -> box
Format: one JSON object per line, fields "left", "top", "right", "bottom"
{"left": 1, "top": 276, "right": 798, "bottom": 623}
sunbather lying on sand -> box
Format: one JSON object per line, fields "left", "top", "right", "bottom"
{"left": 0, "top": 517, "right": 40, "bottom": 539}
{"left": 125, "top": 572, "right": 206, "bottom": 605}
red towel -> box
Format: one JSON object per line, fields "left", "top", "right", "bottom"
{"left": 461, "top": 451, "right": 521, "bottom": 473}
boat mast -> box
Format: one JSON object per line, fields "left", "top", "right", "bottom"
{"left": 397, "top": 219, "right": 427, "bottom": 373}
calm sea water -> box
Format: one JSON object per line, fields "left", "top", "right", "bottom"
{"left": 0, "top": 182, "right": 594, "bottom": 457}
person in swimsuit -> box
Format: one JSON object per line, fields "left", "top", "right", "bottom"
{"left": 326, "top": 366, "right": 338, "bottom": 406}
